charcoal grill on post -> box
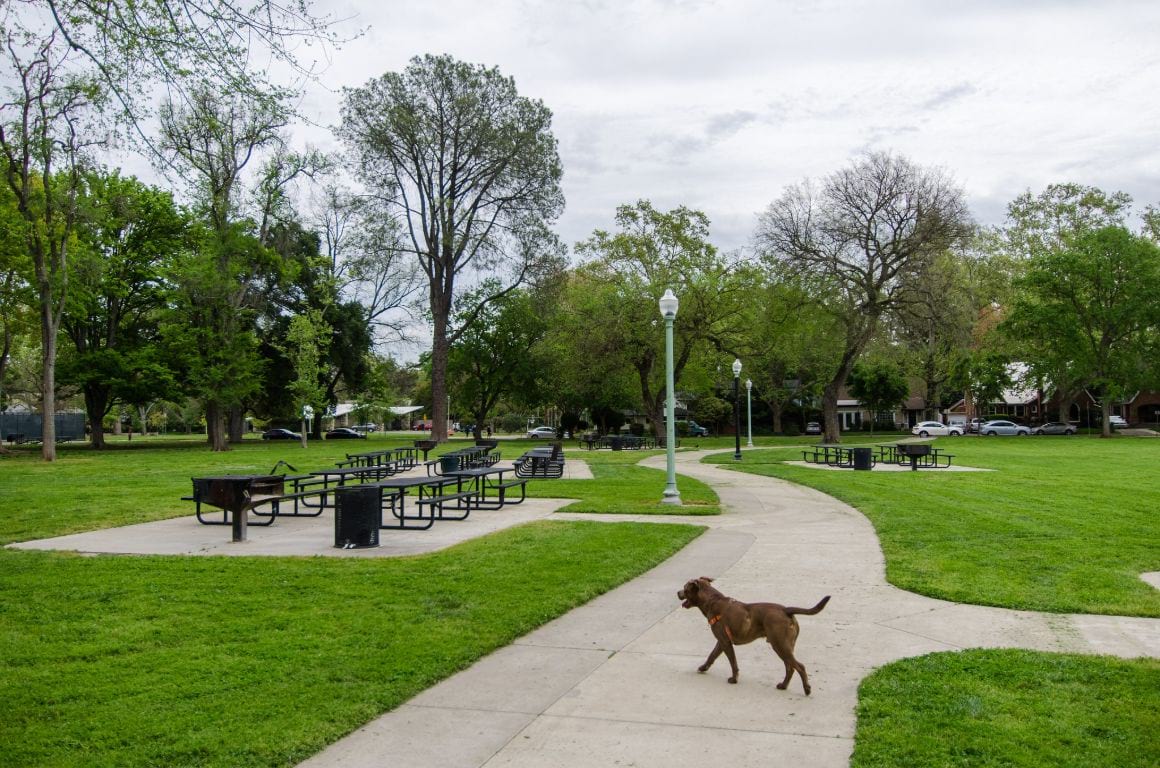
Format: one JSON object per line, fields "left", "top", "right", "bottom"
{"left": 896, "top": 443, "right": 931, "bottom": 471}
{"left": 191, "top": 475, "right": 284, "bottom": 542}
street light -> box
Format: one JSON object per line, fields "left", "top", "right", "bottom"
{"left": 659, "top": 289, "right": 681, "bottom": 505}
{"left": 732, "top": 359, "right": 742, "bottom": 461}
{"left": 745, "top": 378, "right": 753, "bottom": 448}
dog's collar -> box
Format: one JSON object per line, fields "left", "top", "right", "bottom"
{"left": 708, "top": 614, "right": 733, "bottom": 641}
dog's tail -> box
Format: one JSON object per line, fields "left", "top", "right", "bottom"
{"left": 786, "top": 595, "right": 830, "bottom": 616}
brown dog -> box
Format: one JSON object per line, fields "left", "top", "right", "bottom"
{"left": 677, "top": 577, "right": 829, "bottom": 694}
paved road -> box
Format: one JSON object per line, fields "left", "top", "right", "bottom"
{"left": 300, "top": 450, "right": 1160, "bottom": 768}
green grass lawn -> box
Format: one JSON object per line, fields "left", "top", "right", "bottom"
{"left": 852, "top": 650, "right": 1160, "bottom": 768}
{"left": 0, "top": 521, "right": 702, "bottom": 767}
{"left": 0, "top": 436, "right": 708, "bottom": 767}
{"left": 4, "top": 433, "right": 1158, "bottom": 767}
{"left": 708, "top": 436, "right": 1160, "bottom": 617}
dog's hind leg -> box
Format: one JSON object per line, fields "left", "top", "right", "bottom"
{"left": 773, "top": 651, "right": 811, "bottom": 695}
{"left": 722, "top": 643, "right": 740, "bottom": 684}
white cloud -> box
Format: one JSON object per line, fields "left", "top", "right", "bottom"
{"left": 292, "top": 1, "right": 1160, "bottom": 251}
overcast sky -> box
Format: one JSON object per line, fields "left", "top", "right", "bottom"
{"left": 288, "top": 0, "right": 1160, "bottom": 254}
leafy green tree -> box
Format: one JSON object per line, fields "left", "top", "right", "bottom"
{"left": 447, "top": 285, "right": 547, "bottom": 439}
{"left": 59, "top": 171, "right": 187, "bottom": 447}
{"left": 949, "top": 350, "right": 1012, "bottom": 421}
{"left": 848, "top": 360, "right": 910, "bottom": 434}
{"left": 995, "top": 184, "right": 1137, "bottom": 420}
{"left": 756, "top": 151, "right": 973, "bottom": 443}
{"left": 1006, "top": 226, "right": 1160, "bottom": 436}
{"left": 160, "top": 226, "right": 267, "bottom": 447}
{"left": 0, "top": 188, "right": 33, "bottom": 434}
{"left": 893, "top": 249, "right": 976, "bottom": 420}
{"left": 280, "top": 309, "right": 329, "bottom": 446}
{"left": 737, "top": 279, "right": 842, "bottom": 433}
{"left": 536, "top": 270, "right": 638, "bottom": 434}
{"left": 339, "top": 54, "right": 565, "bottom": 442}
{"left": 158, "top": 85, "right": 288, "bottom": 450}
{"left": 573, "top": 201, "right": 752, "bottom": 440}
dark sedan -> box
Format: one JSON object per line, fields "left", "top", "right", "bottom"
{"left": 325, "top": 427, "right": 366, "bottom": 440}
{"left": 261, "top": 428, "right": 301, "bottom": 440}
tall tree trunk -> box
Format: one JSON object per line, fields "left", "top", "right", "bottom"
{"left": 39, "top": 307, "right": 57, "bottom": 461}
{"left": 85, "top": 386, "right": 109, "bottom": 449}
{"left": 228, "top": 406, "right": 245, "bottom": 443}
{"left": 206, "top": 401, "right": 228, "bottom": 451}
{"left": 770, "top": 400, "right": 783, "bottom": 434}
{"left": 430, "top": 298, "right": 450, "bottom": 443}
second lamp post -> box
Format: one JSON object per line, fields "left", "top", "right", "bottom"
{"left": 732, "top": 359, "right": 742, "bottom": 461}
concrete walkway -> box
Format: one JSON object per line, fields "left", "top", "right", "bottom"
{"left": 298, "top": 450, "right": 1160, "bottom": 768}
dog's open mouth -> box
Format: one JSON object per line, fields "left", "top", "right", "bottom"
{"left": 678, "top": 589, "right": 693, "bottom": 609}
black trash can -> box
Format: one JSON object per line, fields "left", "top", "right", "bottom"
{"left": 609, "top": 436, "right": 623, "bottom": 451}
{"left": 439, "top": 454, "right": 460, "bottom": 474}
{"left": 335, "top": 486, "right": 380, "bottom": 549}
{"left": 852, "top": 447, "right": 873, "bottom": 471}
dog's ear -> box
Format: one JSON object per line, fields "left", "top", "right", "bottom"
{"left": 699, "top": 576, "right": 714, "bottom": 583}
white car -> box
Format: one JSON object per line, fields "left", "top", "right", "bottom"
{"left": 911, "top": 421, "right": 962, "bottom": 437}
{"left": 526, "top": 426, "right": 557, "bottom": 438}
{"left": 1108, "top": 415, "right": 1127, "bottom": 429}
{"left": 980, "top": 420, "right": 1031, "bottom": 436}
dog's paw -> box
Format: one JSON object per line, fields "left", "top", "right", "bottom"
{"left": 776, "top": 682, "right": 788, "bottom": 690}
{"left": 803, "top": 685, "right": 811, "bottom": 696}
{"left": 728, "top": 676, "right": 738, "bottom": 684}
{"left": 697, "top": 664, "right": 710, "bottom": 673}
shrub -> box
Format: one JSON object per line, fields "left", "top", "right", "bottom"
{"left": 784, "top": 423, "right": 800, "bottom": 437}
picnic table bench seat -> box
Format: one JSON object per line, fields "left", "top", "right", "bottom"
{"left": 413, "top": 488, "right": 475, "bottom": 520}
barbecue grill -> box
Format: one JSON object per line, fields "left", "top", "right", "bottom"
{"left": 190, "top": 475, "right": 284, "bottom": 542}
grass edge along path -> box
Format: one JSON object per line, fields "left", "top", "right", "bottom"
{"left": 0, "top": 520, "right": 704, "bottom": 768}
{"left": 851, "top": 649, "right": 1160, "bottom": 768}
{"left": 706, "top": 439, "right": 1160, "bottom": 617}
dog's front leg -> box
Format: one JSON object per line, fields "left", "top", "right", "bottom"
{"left": 698, "top": 640, "right": 723, "bottom": 674}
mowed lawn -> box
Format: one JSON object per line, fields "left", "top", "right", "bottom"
{"left": 0, "top": 436, "right": 709, "bottom": 767}
{"left": 709, "top": 435, "right": 1160, "bottom": 768}
{"left": 709, "top": 435, "right": 1160, "bottom": 617}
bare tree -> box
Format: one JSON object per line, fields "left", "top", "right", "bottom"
{"left": 339, "top": 54, "right": 565, "bottom": 442}
{"left": 756, "top": 151, "right": 972, "bottom": 443}
{"left": 311, "top": 184, "right": 421, "bottom": 347}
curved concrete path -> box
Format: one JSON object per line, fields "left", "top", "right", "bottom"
{"left": 300, "top": 450, "right": 1160, "bottom": 768}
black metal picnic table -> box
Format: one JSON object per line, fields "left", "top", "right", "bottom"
{"left": 365, "top": 475, "right": 475, "bottom": 528}
{"left": 446, "top": 466, "right": 528, "bottom": 509}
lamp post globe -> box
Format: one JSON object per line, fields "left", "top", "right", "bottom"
{"left": 732, "top": 359, "right": 742, "bottom": 461}
{"left": 659, "top": 289, "right": 681, "bottom": 504}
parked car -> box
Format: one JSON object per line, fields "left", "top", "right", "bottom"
{"left": 261, "top": 428, "right": 300, "bottom": 440}
{"left": 979, "top": 420, "right": 1031, "bottom": 436}
{"left": 325, "top": 427, "right": 366, "bottom": 440}
{"left": 678, "top": 419, "right": 710, "bottom": 437}
{"left": 1033, "top": 422, "right": 1077, "bottom": 435}
{"left": 526, "top": 425, "right": 557, "bottom": 438}
{"left": 804, "top": 421, "right": 822, "bottom": 435}
{"left": 911, "top": 420, "right": 962, "bottom": 437}
{"left": 965, "top": 418, "right": 987, "bottom": 434}
{"left": 1108, "top": 415, "right": 1128, "bottom": 429}
{"left": 351, "top": 423, "right": 377, "bottom": 433}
